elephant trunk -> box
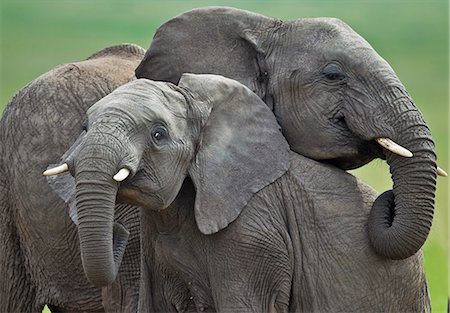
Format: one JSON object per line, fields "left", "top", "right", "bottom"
{"left": 368, "top": 97, "right": 437, "bottom": 260}
{"left": 75, "top": 143, "right": 130, "bottom": 287}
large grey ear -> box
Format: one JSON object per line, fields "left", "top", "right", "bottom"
{"left": 135, "top": 7, "right": 279, "bottom": 108}
{"left": 47, "top": 172, "right": 78, "bottom": 224}
{"left": 179, "top": 73, "right": 290, "bottom": 235}
{"left": 47, "top": 131, "right": 86, "bottom": 225}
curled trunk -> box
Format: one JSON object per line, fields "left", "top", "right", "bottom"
{"left": 368, "top": 106, "right": 436, "bottom": 259}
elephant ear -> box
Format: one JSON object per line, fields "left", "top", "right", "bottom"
{"left": 178, "top": 73, "right": 290, "bottom": 235}
{"left": 47, "top": 131, "right": 86, "bottom": 225}
{"left": 47, "top": 171, "right": 78, "bottom": 224}
{"left": 135, "top": 7, "right": 279, "bottom": 109}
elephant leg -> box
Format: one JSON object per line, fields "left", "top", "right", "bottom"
{"left": 138, "top": 209, "right": 195, "bottom": 313}
{"left": 0, "top": 187, "right": 37, "bottom": 311}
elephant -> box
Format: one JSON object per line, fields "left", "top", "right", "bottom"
{"left": 48, "top": 74, "right": 430, "bottom": 312}
{"left": 135, "top": 7, "right": 441, "bottom": 260}
{"left": 0, "top": 44, "right": 145, "bottom": 312}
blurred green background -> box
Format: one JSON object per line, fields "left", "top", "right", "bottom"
{"left": 1, "top": 0, "right": 448, "bottom": 312}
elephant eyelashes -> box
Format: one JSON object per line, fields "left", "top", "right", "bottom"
{"left": 151, "top": 125, "right": 169, "bottom": 143}
{"left": 322, "top": 63, "right": 346, "bottom": 81}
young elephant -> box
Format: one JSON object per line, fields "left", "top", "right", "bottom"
{"left": 0, "top": 44, "right": 144, "bottom": 312}
{"left": 49, "top": 74, "right": 429, "bottom": 312}
{"left": 136, "top": 7, "right": 441, "bottom": 260}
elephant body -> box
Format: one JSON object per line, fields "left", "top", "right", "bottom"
{"left": 50, "top": 74, "right": 431, "bottom": 312}
{"left": 0, "top": 44, "right": 144, "bottom": 312}
{"left": 141, "top": 153, "right": 429, "bottom": 312}
{"left": 137, "top": 7, "right": 438, "bottom": 260}
{"left": 2, "top": 6, "right": 439, "bottom": 312}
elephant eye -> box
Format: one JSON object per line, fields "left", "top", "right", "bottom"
{"left": 323, "top": 63, "right": 346, "bottom": 81}
{"left": 151, "top": 125, "right": 168, "bottom": 143}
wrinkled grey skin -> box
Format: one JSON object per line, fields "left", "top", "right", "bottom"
{"left": 136, "top": 7, "right": 437, "bottom": 260}
{"left": 57, "top": 74, "right": 430, "bottom": 312}
{"left": 0, "top": 44, "right": 144, "bottom": 312}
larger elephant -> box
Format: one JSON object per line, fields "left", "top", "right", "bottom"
{"left": 0, "top": 44, "right": 144, "bottom": 312}
{"left": 135, "top": 7, "right": 440, "bottom": 260}
{"left": 50, "top": 74, "right": 430, "bottom": 312}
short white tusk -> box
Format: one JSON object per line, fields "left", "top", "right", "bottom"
{"left": 437, "top": 166, "right": 448, "bottom": 177}
{"left": 375, "top": 138, "right": 413, "bottom": 158}
{"left": 113, "top": 168, "right": 130, "bottom": 182}
{"left": 43, "top": 163, "right": 69, "bottom": 176}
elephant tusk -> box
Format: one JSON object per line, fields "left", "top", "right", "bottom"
{"left": 43, "top": 163, "right": 69, "bottom": 176}
{"left": 437, "top": 166, "right": 448, "bottom": 177}
{"left": 113, "top": 168, "right": 130, "bottom": 182}
{"left": 375, "top": 138, "right": 413, "bottom": 158}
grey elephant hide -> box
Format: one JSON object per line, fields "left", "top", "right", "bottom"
{"left": 0, "top": 43, "right": 144, "bottom": 312}
{"left": 54, "top": 74, "right": 430, "bottom": 312}
{"left": 136, "top": 6, "right": 438, "bottom": 261}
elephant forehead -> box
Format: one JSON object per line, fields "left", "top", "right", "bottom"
{"left": 286, "top": 17, "right": 371, "bottom": 50}
{"left": 87, "top": 79, "right": 188, "bottom": 123}
{"left": 278, "top": 18, "right": 383, "bottom": 70}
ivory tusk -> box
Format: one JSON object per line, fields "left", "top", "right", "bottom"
{"left": 43, "top": 163, "right": 69, "bottom": 176}
{"left": 375, "top": 138, "right": 413, "bottom": 158}
{"left": 437, "top": 166, "right": 448, "bottom": 177}
{"left": 113, "top": 168, "right": 130, "bottom": 182}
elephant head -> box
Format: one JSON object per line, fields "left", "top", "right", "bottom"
{"left": 45, "top": 74, "right": 289, "bottom": 287}
{"left": 135, "top": 7, "right": 441, "bottom": 259}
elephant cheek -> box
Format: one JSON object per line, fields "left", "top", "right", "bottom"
{"left": 116, "top": 187, "right": 163, "bottom": 210}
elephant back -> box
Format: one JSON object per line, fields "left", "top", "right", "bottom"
{"left": 277, "top": 152, "right": 429, "bottom": 311}
{"left": 87, "top": 43, "right": 145, "bottom": 61}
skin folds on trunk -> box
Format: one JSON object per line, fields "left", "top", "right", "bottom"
{"left": 341, "top": 72, "right": 438, "bottom": 259}
{"left": 74, "top": 142, "right": 130, "bottom": 287}
{"left": 368, "top": 110, "right": 436, "bottom": 259}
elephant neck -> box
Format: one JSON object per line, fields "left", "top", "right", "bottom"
{"left": 146, "top": 178, "right": 196, "bottom": 235}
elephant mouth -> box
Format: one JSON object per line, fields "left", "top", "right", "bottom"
{"left": 324, "top": 140, "right": 385, "bottom": 170}
{"left": 326, "top": 111, "right": 387, "bottom": 169}
{"left": 116, "top": 174, "right": 166, "bottom": 210}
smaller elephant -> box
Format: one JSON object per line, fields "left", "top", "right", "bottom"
{"left": 49, "top": 74, "right": 430, "bottom": 312}
{"left": 0, "top": 43, "right": 144, "bottom": 312}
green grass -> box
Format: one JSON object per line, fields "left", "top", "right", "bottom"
{"left": 1, "top": 1, "right": 448, "bottom": 311}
